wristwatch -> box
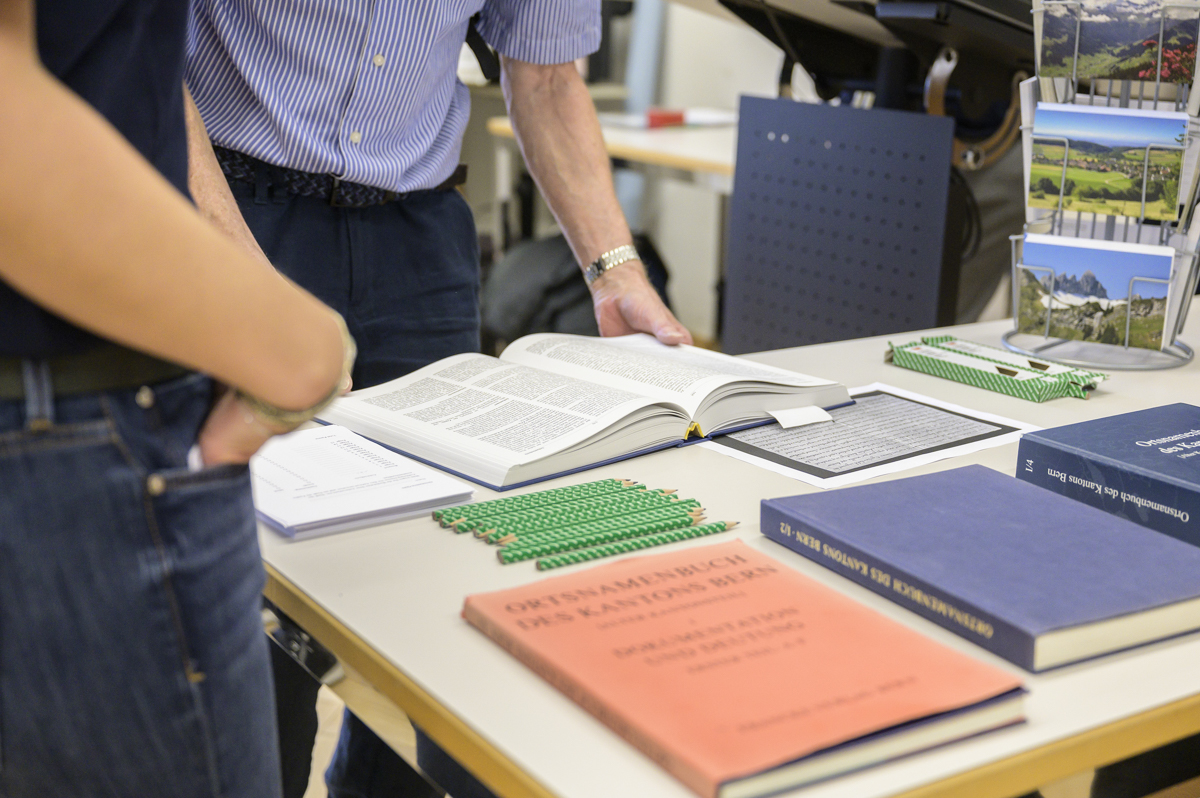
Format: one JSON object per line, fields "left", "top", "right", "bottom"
{"left": 583, "top": 244, "right": 640, "bottom": 287}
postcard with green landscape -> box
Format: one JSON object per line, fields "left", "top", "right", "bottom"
{"left": 1018, "top": 233, "right": 1174, "bottom": 349}
{"left": 1029, "top": 103, "right": 1187, "bottom": 221}
{"left": 1039, "top": 0, "right": 1199, "bottom": 82}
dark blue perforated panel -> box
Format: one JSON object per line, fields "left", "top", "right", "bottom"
{"left": 722, "top": 97, "right": 957, "bottom": 354}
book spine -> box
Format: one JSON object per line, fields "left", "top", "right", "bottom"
{"left": 461, "top": 603, "right": 719, "bottom": 798}
{"left": 1016, "top": 437, "right": 1200, "bottom": 548}
{"left": 760, "top": 501, "right": 1036, "bottom": 670}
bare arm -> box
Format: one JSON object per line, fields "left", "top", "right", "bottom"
{"left": 0, "top": 4, "right": 342, "bottom": 413}
{"left": 501, "top": 56, "right": 692, "bottom": 345}
{"left": 183, "top": 84, "right": 274, "bottom": 270}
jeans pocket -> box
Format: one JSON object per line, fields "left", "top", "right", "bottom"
{"left": 148, "top": 462, "right": 250, "bottom": 495}
{"left": 0, "top": 418, "right": 112, "bottom": 459}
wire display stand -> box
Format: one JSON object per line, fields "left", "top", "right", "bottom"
{"left": 1007, "top": 0, "right": 1200, "bottom": 369}
{"left": 1004, "top": 234, "right": 1198, "bottom": 368}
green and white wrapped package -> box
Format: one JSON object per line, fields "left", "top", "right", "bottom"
{"left": 887, "top": 336, "right": 1108, "bottom": 401}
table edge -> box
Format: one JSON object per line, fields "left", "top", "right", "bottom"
{"left": 265, "top": 559, "right": 1200, "bottom": 798}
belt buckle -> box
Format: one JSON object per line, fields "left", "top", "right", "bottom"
{"left": 329, "top": 176, "right": 353, "bottom": 208}
{"left": 329, "top": 175, "right": 370, "bottom": 208}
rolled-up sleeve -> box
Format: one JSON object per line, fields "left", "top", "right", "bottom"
{"left": 477, "top": 0, "right": 601, "bottom": 64}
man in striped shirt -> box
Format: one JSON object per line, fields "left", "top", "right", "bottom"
{"left": 183, "top": 2, "right": 689, "bottom": 797}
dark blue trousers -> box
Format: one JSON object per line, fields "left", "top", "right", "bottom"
{"left": 228, "top": 175, "right": 496, "bottom": 798}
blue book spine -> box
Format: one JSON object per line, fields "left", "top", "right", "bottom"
{"left": 1015, "top": 436, "right": 1200, "bottom": 548}
{"left": 760, "top": 500, "right": 1037, "bottom": 670}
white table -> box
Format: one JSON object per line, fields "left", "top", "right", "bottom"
{"left": 262, "top": 313, "right": 1200, "bottom": 798}
{"left": 486, "top": 115, "right": 735, "bottom": 195}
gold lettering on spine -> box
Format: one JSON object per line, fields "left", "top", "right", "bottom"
{"left": 892, "top": 579, "right": 994, "bottom": 639}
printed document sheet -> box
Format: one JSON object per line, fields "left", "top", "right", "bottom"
{"left": 251, "top": 425, "right": 473, "bottom": 539}
{"left": 702, "top": 383, "right": 1038, "bottom": 488}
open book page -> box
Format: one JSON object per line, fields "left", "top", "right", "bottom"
{"left": 319, "top": 353, "right": 689, "bottom": 485}
{"left": 499, "top": 333, "right": 837, "bottom": 418}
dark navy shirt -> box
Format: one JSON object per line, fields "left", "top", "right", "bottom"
{"left": 0, "top": 0, "right": 190, "bottom": 356}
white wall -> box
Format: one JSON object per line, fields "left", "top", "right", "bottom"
{"left": 648, "top": 3, "right": 803, "bottom": 341}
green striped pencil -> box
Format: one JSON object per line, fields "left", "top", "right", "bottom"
{"left": 534, "top": 522, "right": 739, "bottom": 570}
{"left": 434, "top": 479, "right": 644, "bottom": 525}
{"left": 479, "top": 498, "right": 703, "bottom": 541}
{"left": 491, "top": 503, "right": 705, "bottom": 546}
{"left": 454, "top": 490, "right": 683, "bottom": 534}
{"left": 497, "top": 515, "right": 707, "bottom": 564}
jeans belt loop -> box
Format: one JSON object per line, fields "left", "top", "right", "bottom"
{"left": 22, "top": 359, "right": 54, "bottom": 431}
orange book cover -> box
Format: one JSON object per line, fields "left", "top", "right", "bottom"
{"left": 462, "top": 540, "right": 1024, "bottom": 798}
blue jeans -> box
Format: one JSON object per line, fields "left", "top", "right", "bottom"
{"left": 227, "top": 175, "right": 493, "bottom": 798}
{"left": 230, "top": 179, "right": 481, "bottom": 388}
{"left": 0, "top": 372, "right": 280, "bottom": 798}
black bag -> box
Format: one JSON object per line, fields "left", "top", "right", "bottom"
{"left": 481, "top": 233, "right": 673, "bottom": 346}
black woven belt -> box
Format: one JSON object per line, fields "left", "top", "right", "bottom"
{"left": 213, "top": 146, "right": 467, "bottom": 208}
{"left": 0, "top": 343, "right": 191, "bottom": 400}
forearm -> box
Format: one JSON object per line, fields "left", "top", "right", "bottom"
{"left": 501, "top": 56, "right": 690, "bottom": 344}
{"left": 183, "top": 84, "right": 273, "bottom": 270}
{"left": 0, "top": 37, "right": 341, "bottom": 409}
{"left": 501, "top": 57, "right": 633, "bottom": 271}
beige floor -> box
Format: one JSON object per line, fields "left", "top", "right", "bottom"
{"left": 302, "top": 670, "right": 421, "bottom": 798}
{"left": 302, "top": 686, "right": 345, "bottom": 798}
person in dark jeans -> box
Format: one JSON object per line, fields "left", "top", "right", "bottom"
{"left": 183, "top": 2, "right": 693, "bottom": 796}
{"left": 0, "top": 1, "right": 350, "bottom": 796}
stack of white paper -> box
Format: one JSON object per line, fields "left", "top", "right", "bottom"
{"left": 250, "top": 425, "right": 473, "bottom": 539}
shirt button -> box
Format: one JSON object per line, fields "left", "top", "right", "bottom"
{"left": 349, "top": 131, "right": 362, "bottom": 144}
{"left": 135, "top": 385, "right": 155, "bottom": 409}
{"left": 372, "top": 54, "right": 385, "bottom": 67}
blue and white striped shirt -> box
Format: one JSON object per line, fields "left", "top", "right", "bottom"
{"left": 185, "top": 1, "right": 600, "bottom": 192}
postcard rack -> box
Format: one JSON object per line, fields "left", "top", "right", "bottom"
{"left": 1036, "top": 0, "right": 1200, "bottom": 108}
{"left": 1004, "top": 234, "right": 1198, "bottom": 369}
{"left": 1006, "top": 0, "right": 1200, "bottom": 369}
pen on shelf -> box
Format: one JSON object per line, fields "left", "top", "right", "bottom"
{"left": 534, "top": 522, "right": 739, "bottom": 571}
{"left": 434, "top": 478, "right": 644, "bottom": 526}
{"left": 488, "top": 502, "right": 705, "bottom": 545}
{"left": 497, "top": 515, "right": 710, "bottom": 564}
{"left": 454, "top": 490, "right": 683, "bottom": 534}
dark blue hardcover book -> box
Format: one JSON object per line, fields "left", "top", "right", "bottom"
{"left": 1016, "top": 404, "right": 1200, "bottom": 548}
{"left": 760, "top": 465, "right": 1200, "bottom": 671}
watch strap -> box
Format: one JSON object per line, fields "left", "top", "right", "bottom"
{"left": 584, "top": 244, "right": 640, "bottom": 286}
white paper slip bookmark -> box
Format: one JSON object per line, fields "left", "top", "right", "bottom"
{"left": 250, "top": 425, "right": 473, "bottom": 540}
{"left": 769, "top": 406, "right": 833, "bottom": 429}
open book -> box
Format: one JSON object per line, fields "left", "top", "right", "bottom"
{"left": 318, "top": 333, "right": 850, "bottom": 490}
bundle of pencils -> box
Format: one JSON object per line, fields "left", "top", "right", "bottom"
{"left": 433, "top": 478, "right": 737, "bottom": 570}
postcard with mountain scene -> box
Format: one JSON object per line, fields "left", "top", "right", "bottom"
{"left": 1038, "top": 0, "right": 1199, "bottom": 82}
{"left": 1018, "top": 233, "right": 1174, "bottom": 350}
{"left": 1029, "top": 103, "right": 1187, "bottom": 221}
